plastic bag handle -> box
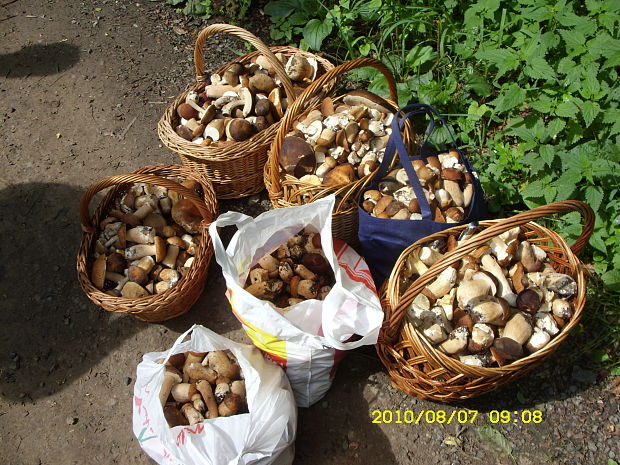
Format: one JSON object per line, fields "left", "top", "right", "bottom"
{"left": 161, "top": 325, "right": 198, "bottom": 366}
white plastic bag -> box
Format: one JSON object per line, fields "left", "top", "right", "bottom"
{"left": 132, "top": 324, "right": 297, "bottom": 465}
{"left": 209, "top": 196, "right": 384, "bottom": 407}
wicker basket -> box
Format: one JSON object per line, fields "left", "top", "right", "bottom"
{"left": 265, "top": 57, "right": 409, "bottom": 246}
{"left": 158, "top": 24, "right": 335, "bottom": 199}
{"left": 76, "top": 164, "right": 218, "bottom": 322}
{"left": 376, "top": 200, "right": 594, "bottom": 402}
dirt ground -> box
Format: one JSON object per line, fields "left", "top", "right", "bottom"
{"left": 0, "top": 1, "right": 618, "bottom": 464}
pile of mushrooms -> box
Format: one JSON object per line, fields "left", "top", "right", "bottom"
{"left": 176, "top": 53, "right": 319, "bottom": 145}
{"left": 278, "top": 91, "right": 393, "bottom": 191}
{"left": 159, "top": 350, "right": 246, "bottom": 427}
{"left": 402, "top": 226, "right": 578, "bottom": 367}
{"left": 244, "top": 228, "right": 334, "bottom": 308}
{"left": 91, "top": 181, "right": 203, "bottom": 297}
{"left": 362, "top": 149, "right": 475, "bottom": 222}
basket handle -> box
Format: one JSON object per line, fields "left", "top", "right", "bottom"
{"left": 79, "top": 173, "right": 214, "bottom": 234}
{"left": 193, "top": 23, "right": 295, "bottom": 102}
{"left": 268, "top": 57, "right": 399, "bottom": 198}
{"left": 380, "top": 200, "right": 594, "bottom": 344}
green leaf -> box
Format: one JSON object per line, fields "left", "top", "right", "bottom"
{"left": 539, "top": 145, "right": 556, "bottom": 166}
{"left": 492, "top": 84, "right": 526, "bottom": 113}
{"left": 546, "top": 119, "right": 566, "bottom": 139}
{"left": 555, "top": 100, "right": 579, "bottom": 118}
{"left": 611, "top": 366, "right": 620, "bottom": 376}
{"left": 590, "top": 230, "right": 607, "bottom": 253}
{"left": 264, "top": 0, "right": 299, "bottom": 17}
{"left": 302, "top": 18, "right": 333, "bottom": 50}
{"left": 544, "top": 185, "right": 557, "bottom": 202}
{"left": 592, "top": 349, "right": 610, "bottom": 363}
{"left": 405, "top": 45, "right": 437, "bottom": 68}
{"left": 524, "top": 56, "right": 556, "bottom": 81}
{"left": 465, "top": 74, "right": 492, "bottom": 97}
{"left": 584, "top": 185, "right": 604, "bottom": 213}
{"left": 577, "top": 100, "right": 601, "bottom": 127}
{"left": 530, "top": 96, "right": 553, "bottom": 113}
{"left": 516, "top": 392, "right": 527, "bottom": 404}
{"left": 477, "top": 425, "right": 513, "bottom": 458}
{"left": 558, "top": 28, "right": 585, "bottom": 51}
{"left": 601, "top": 270, "right": 620, "bottom": 291}
{"left": 476, "top": 48, "right": 520, "bottom": 79}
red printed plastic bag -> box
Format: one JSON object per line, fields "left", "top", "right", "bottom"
{"left": 209, "top": 196, "right": 384, "bottom": 407}
{"left": 132, "top": 325, "right": 297, "bottom": 465}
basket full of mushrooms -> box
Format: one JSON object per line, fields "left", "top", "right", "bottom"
{"left": 77, "top": 164, "right": 218, "bottom": 322}
{"left": 158, "top": 23, "right": 334, "bottom": 199}
{"left": 265, "top": 57, "right": 412, "bottom": 245}
{"left": 376, "top": 200, "right": 594, "bottom": 402}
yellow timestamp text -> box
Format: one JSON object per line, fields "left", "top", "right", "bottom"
{"left": 370, "top": 409, "right": 543, "bottom": 424}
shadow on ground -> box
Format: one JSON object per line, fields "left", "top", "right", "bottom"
{"left": 0, "top": 42, "right": 80, "bottom": 78}
{"left": 0, "top": 182, "right": 143, "bottom": 401}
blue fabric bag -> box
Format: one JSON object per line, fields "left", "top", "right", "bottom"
{"left": 358, "top": 103, "right": 486, "bottom": 286}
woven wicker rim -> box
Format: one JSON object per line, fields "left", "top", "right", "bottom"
{"left": 158, "top": 23, "right": 335, "bottom": 162}
{"left": 265, "top": 57, "right": 401, "bottom": 214}
{"left": 378, "top": 200, "right": 594, "bottom": 377}
{"left": 76, "top": 164, "right": 218, "bottom": 321}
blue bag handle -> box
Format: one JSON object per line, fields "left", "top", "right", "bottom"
{"left": 371, "top": 104, "right": 477, "bottom": 220}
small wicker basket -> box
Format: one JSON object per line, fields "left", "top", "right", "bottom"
{"left": 265, "top": 57, "right": 408, "bottom": 246}
{"left": 376, "top": 200, "right": 594, "bottom": 401}
{"left": 158, "top": 24, "right": 334, "bottom": 199}
{"left": 76, "top": 164, "right": 218, "bottom": 322}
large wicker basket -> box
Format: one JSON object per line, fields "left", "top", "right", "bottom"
{"left": 77, "top": 164, "right": 218, "bottom": 322}
{"left": 376, "top": 200, "right": 594, "bottom": 402}
{"left": 265, "top": 57, "right": 408, "bottom": 246}
{"left": 158, "top": 24, "right": 334, "bottom": 199}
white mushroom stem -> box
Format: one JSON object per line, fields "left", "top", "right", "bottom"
{"left": 133, "top": 202, "right": 155, "bottom": 220}
{"left": 126, "top": 226, "right": 155, "bottom": 244}
{"left": 196, "top": 380, "right": 219, "bottom": 419}
{"left": 526, "top": 329, "right": 551, "bottom": 352}
{"left": 503, "top": 312, "right": 532, "bottom": 345}
{"left": 425, "top": 266, "right": 457, "bottom": 299}
{"left": 162, "top": 245, "right": 180, "bottom": 268}
{"left": 181, "top": 403, "right": 204, "bottom": 426}
{"left": 125, "top": 243, "right": 158, "bottom": 261}
{"left": 258, "top": 254, "right": 279, "bottom": 272}
{"left": 419, "top": 247, "right": 443, "bottom": 267}
{"left": 535, "top": 312, "right": 560, "bottom": 336}
{"left": 405, "top": 249, "right": 428, "bottom": 277}
{"left": 481, "top": 255, "right": 517, "bottom": 306}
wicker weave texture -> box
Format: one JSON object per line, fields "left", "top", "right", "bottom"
{"left": 158, "top": 24, "right": 334, "bottom": 199}
{"left": 376, "top": 200, "right": 594, "bottom": 402}
{"left": 76, "top": 164, "right": 218, "bottom": 322}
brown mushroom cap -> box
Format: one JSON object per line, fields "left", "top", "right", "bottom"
{"left": 279, "top": 136, "right": 316, "bottom": 178}
{"left": 493, "top": 337, "right": 523, "bottom": 362}
{"left": 226, "top": 118, "right": 256, "bottom": 142}
{"left": 91, "top": 254, "right": 107, "bottom": 290}
{"left": 154, "top": 236, "right": 167, "bottom": 263}
{"left": 171, "top": 199, "right": 203, "bottom": 234}
{"left": 127, "top": 265, "right": 149, "bottom": 285}
{"left": 301, "top": 253, "right": 330, "bottom": 274}
{"left": 106, "top": 252, "right": 127, "bottom": 274}
{"left": 177, "top": 103, "right": 199, "bottom": 120}
{"left": 323, "top": 164, "right": 355, "bottom": 187}
{"left": 516, "top": 288, "right": 541, "bottom": 313}
{"left": 175, "top": 125, "right": 193, "bottom": 141}
{"left": 342, "top": 90, "right": 392, "bottom": 114}
{"left": 254, "top": 99, "right": 272, "bottom": 117}
{"left": 121, "top": 281, "right": 149, "bottom": 298}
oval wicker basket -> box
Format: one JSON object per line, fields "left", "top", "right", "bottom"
{"left": 376, "top": 200, "right": 594, "bottom": 402}
{"left": 265, "top": 57, "right": 409, "bottom": 246}
{"left": 158, "top": 24, "right": 335, "bottom": 199}
{"left": 76, "top": 164, "right": 218, "bottom": 322}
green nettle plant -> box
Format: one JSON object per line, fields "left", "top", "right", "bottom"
{"left": 266, "top": 0, "right": 620, "bottom": 289}
{"left": 165, "top": 0, "right": 251, "bottom": 19}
